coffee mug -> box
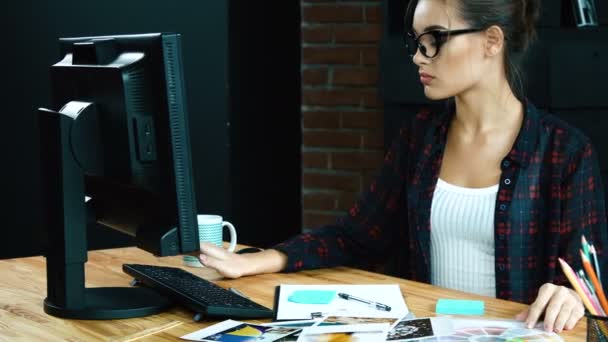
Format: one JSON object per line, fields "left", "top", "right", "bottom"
{"left": 183, "top": 215, "right": 237, "bottom": 267}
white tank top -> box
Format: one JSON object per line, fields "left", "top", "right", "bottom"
{"left": 430, "top": 178, "right": 499, "bottom": 297}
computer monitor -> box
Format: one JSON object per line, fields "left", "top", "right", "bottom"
{"left": 37, "top": 33, "right": 198, "bottom": 319}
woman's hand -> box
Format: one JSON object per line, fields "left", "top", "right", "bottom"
{"left": 515, "top": 283, "right": 585, "bottom": 333}
{"left": 192, "top": 242, "right": 249, "bottom": 278}
{"left": 192, "top": 242, "right": 288, "bottom": 279}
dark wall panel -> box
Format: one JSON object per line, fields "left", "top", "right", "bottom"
{"left": 2, "top": 0, "right": 230, "bottom": 258}
{"left": 228, "top": 2, "right": 302, "bottom": 248}
{"left": 1, "top": 0, "right": 301, "bottom": 258}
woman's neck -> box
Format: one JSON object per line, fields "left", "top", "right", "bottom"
{"left": 452, "top": 79, "right": 523, "bottom": 136}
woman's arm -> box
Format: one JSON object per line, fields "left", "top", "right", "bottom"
{"left": 271, "top": 123, "right": 412, "bottom": 273}
{"left": 197, "top": 120, "right": 413, "bottom": 277}
{"left": 195, "top": 242, "right": 287, "bottom": 278}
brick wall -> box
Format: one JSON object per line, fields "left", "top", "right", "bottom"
{"left": 301, "top": 0, "right": 384, "bottom": 231}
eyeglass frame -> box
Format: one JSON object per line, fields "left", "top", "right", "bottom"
{"left": 405, "top": 28, "right": 485, "bottom": 59}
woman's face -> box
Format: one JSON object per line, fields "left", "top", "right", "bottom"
{"left": 411, "top": 0, "right": 488, "bottom": 100}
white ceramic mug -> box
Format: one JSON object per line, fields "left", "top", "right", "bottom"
{"left": 183, "top": 215, "right": 237, "bottom": 267}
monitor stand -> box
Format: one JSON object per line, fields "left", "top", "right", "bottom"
{"left": 38, "top": 104, "right": 171, "bottom": 319}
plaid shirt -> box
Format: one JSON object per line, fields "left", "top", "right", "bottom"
{"left": 273, "top": 101, "right": 608, "bottom": 304}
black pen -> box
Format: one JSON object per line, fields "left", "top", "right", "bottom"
{"left": 338, "top": 292, "right": 391, "bottom": 312}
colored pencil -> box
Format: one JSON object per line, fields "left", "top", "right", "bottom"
{"left": 559, "top": 258, "right": 598, "bottom": 315}
{"left": 577, "top": 270, "right": 605, "bottom": 316}
{"left": 563, "top": 257, "right": 608, "bottom": 338}
{"left": 580, "top": 269, "right": 596, "bottom": 295}
{"left": 583, "top": 235, "right": 591, "bottom": 260}
{"left": 581, "top": 250, "right": 608, "bottom": 314}
{"left": 591, "top": 245, "right": 603, "bottom": 288}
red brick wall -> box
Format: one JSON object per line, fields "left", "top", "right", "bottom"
{"left": 301, "top": 0, "right": 384, "bottom": 230}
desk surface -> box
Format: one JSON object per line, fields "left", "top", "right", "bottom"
{"left": 0, "top": 247, "right": 586, "bottom": 341}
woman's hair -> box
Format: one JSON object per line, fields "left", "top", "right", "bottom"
{"left": 405, "top": 0, "right": 541, "bottom": 100}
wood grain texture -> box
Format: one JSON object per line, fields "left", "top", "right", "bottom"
{"left": 0, "top": 247, "right": 586, "bottom": 341}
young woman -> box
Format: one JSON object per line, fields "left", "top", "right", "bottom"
{"left": 194, "top": 0, "right": 607, "bottom": 334}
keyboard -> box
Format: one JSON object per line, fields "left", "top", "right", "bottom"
{"left": 123, "top": 264, "right": 274, "bottom": 320}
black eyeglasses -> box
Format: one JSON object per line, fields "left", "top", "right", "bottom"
{"left": 405, "top": 28, "right": 484, "bottom": 59}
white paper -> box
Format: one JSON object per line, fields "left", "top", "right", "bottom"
{"left": 296, "top": 323, "right": 389, "bottom": 342}
{"left": 276, "top": 284, "right": 408, "bottom": 320}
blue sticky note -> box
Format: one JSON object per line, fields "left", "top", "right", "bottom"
{"left": 436, "top": 299, "right": 485, "bottom": 315}
{"left": 288, "top": 290, "right": 336, "bottom": 304}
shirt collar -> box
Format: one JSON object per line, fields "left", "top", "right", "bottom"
{"left": 430, "top": 102, "right": 454, "bottom": 148}
{"left": 507, "top": 99, "right": 539, "bottom": 169}
{"left": 431, "top": 99, "right": 540, "bottom": 169}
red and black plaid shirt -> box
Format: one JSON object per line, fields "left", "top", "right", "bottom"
{"left": 273, "top": 101, "right": 608, "bottom": 304}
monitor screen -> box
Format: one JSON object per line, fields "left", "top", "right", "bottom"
{"left": 43, "top": 33, "right": 198, "bottom": 256}
{"left": 38, "top": 33, "right": 199, "bottom": 319}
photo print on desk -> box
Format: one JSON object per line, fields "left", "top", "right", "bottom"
{"left": 388, "top": 318, "right": 435, "bottom": 341}
{"left": 387, "top": 317, "right": 454, "bottom": 341}
{"left": 295, "top": 323, "right": 389, "bottom": 342}
{"left": 317, "top": 315, "right": 399, "bottom": 327}
{"left": 181, "top": 319, "right": 300, "bottom": 342}
{"left": 263, "top": 320, "right": 322, "bottom": 342}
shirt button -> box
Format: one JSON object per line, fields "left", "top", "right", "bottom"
{"left": 502, "top": 160, "right": 510, "bottom": 168}
{"left": 504, "top": 178, "right": 511, "bottom": 185}
{"left": 498, "top": 264, "right": 505, "bottom": 271}
{"left": 499, "top": 204, "right": 507, "bottom": 211}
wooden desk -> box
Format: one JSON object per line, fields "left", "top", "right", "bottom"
{"left": 0, "top": 247, "right": 586, "bottom": 341}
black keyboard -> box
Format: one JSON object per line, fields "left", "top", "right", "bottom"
{"left": 123, "top": 264, "right": 273, "bottom": 320}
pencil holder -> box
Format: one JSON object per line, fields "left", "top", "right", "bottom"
{"left": 587, "top": 312, "right": 608, "bottom": 342}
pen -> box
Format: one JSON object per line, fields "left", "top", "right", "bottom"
{"left": 338, "top": 292, "right": 391, "bottom": 312}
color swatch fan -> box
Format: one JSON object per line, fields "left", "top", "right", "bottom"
{"left": 397, "top": 319, "right": 563, "bottom": 342}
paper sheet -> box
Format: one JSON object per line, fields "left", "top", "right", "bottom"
{"left": 275, "top": 284, "right": 408, "bottom": 320}
{"left": 296, "top": 323, "right": 390, "bottom": 342}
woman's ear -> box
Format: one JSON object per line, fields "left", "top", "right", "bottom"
{"left": 484, "top": 25, "right": 505, "bottom": 57}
